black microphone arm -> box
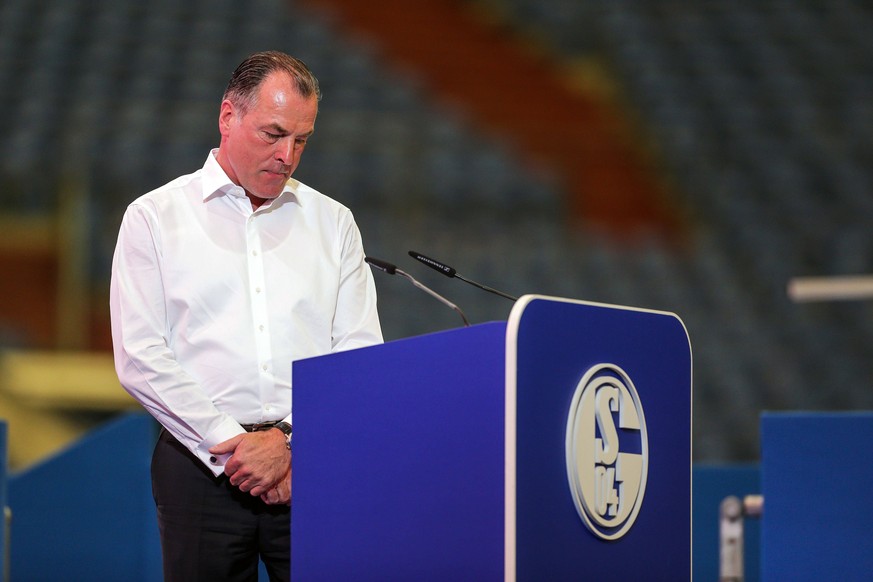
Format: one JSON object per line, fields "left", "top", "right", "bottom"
{"left": 407, "top": 251, "right": 518, "bottom": 302}
{"left": 365, "top": 256, "right": 470, "bottom": 327}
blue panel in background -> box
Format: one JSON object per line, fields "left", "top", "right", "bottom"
{"left": 513, "top": 298, "right": 692, "bottom": 581}
{"left": 761, "top": 412, "right": 873, "bottom": 582}
{"left": 8, "top": 413, "right": 161, "bottom": 581}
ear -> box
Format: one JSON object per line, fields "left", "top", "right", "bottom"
{"left": 218, "top": 100, "right": 236, "bottom": 138}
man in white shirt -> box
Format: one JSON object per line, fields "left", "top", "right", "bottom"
{"left": 110, "top": 51, "right": 382, "bottom": 581}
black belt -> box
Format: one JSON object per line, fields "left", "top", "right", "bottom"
{"left": 241, "top": 421, "right": 283, "bottom": 432}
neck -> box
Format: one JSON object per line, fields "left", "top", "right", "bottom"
{"left": 247, "top": 192, "right": 269, "bottom": 210}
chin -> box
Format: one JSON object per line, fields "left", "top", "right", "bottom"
{"left": 252, "top": 184, "right": 284, "bottom": 200}
{"left": 261, "top": 179, "right": 289, "bottom": 196}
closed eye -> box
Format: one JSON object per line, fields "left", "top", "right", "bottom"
{"left": 262, "top": 131, "right": 282, "bottom": 143}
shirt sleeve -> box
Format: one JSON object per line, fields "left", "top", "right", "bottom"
{"left": 331, "top": 210, "right": 384, "bottom": 353}
{"left": 109, "top": 203, "right": 244, "bottom": 476}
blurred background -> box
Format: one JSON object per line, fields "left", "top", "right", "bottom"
{"left": 1, "top": 0, "right": 872, "bottom": 473}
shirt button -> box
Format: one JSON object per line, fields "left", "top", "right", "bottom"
{"left": 255, "top": 287, "right": 262, "bottom": 293}
{"left": 252, "top": 250, "right": 258, "bottom": 256}
{"left": 262, "top": 364, "right": 268, "bottom": 371}
{"left": 259, "top": 325, "right": 265, "bottom": 332}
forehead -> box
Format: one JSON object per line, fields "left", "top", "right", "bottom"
{"left": 251, "top": 73, "right": 318, "bottom": 118}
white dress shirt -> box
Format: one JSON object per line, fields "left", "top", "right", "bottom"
{"left": 110, "top": 150, "right": 382, "bottom": 475}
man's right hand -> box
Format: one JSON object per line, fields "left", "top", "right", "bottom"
{"left": 209, "top": 430, "right": 290, "bottom": 496}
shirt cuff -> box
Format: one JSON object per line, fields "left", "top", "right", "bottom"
{"left": 194, "top": 417, "right": 246, "bottom": 477}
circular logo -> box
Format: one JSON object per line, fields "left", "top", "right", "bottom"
{"left": 565, "top": 363, "right": 648, "bottom": 541}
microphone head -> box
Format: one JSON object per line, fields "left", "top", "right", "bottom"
{"left": 408, "top": 250, "right": 456, "bottom": 278}
{"left": 365, "top": 256, "right": 397, "bottom": 275}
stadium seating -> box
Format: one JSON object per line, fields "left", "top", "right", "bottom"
{"left": 1, "top": 0, "right": 872, "bottom": 462}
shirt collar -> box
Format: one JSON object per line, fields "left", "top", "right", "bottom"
{"left": 201, "top": 149, "right": 300, "bottom": 207}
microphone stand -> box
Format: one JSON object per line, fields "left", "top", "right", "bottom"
{"left": 396, "top": 269, "right": 470, "bottom": 326}
{"left": 408, "top": 250, "right": 518, "bottom": 302}
{"left": 366, "top": 256, "right": 470, "bottom": 327}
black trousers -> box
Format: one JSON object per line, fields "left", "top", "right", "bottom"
{"left": 152, "top": 429, "right": 291, "bottom": 582}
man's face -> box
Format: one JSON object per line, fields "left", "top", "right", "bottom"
{"left": 217, "top": 72, "right": 318, "bottom": 201}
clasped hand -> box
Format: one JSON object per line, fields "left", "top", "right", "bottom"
{"left": 209, "top": 430, "right": 291, "bottom": 505}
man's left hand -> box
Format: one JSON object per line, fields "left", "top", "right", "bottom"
{"left": 261, "top": 466, "right": 291, "bottom": 506}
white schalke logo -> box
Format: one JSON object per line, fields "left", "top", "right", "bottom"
{"left": 565, "top": 363, "right": 648, "bottom": 541}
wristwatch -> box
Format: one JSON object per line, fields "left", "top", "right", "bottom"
{"left": 273, "top": 421, "right": 293, "bottom": 450}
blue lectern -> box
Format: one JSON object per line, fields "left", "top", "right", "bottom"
{"left": 292, "top": 295, "right": 692, "bottom": 581}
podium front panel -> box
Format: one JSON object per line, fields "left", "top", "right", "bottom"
{"left": 292, "top": 322, "right": 507, "bottom": 581}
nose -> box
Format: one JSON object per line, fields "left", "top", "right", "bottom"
{"left": 276, "top": 137, "right": 294, "bottom": 164}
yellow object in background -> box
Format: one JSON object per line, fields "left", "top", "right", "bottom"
{"left": 0, "top": 351, "right": 138, "bottom": 469}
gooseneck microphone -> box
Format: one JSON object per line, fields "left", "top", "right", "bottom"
{"left": 365, "top": 256, "right": 470, "bottom": 327}
{"left": 408, "top": 251, "right": 518, "bottom": 302}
